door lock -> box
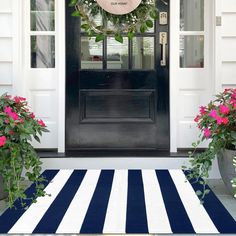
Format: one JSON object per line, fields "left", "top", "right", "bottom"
{"left": 159, "top": 32, "right": 167, "bottom": 66}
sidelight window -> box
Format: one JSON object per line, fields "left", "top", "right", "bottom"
{"left": 30, "top": 0, "right": 55, "bottom": 68}
{"left": 179, "top": 0, "right": 204, "bottom": 68}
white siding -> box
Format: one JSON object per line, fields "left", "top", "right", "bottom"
{"left": 0, "top": 1, "right": 13, "bottom": 92}
{"left": 221, "top": 2, "right": 236, "bottom": 88}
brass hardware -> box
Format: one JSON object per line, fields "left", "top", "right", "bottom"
{"left": 159, "top": 12, "right": 168, "bottom": 25}
{"left": 159, "top": 32, "right": 167, "bottom": 66}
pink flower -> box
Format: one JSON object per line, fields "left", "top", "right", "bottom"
{"left": 232, "top": 93, "right": 236, "bottom": 99}
{"left": 219, "top": 105, "right": 230, "bottom": 115}
{"left": 4, "top": 106, "right": 12, "bottom": 114}
{"left": 203, "top": 128, "right": 211, "bottom": 138}
{"left": 8, "top": 112, "right": 19, "bottom": 121}
{"left": 14, "top": 96, "right": 21, "bottom": 104}
{"left": 19, "top": 97, "right": 26, "bottom": 101}
{"left": 4, "top": 95, "right": 12, "bottom": 100}
{"left": 209, "top": 109, "right": 218, "bottom": 119}
{"left": 30, "top": 113, "right": 35, "bottom": 119}
{"left": 224, "top": 88, "right": 230, "bottom": 94}
{"left": 4, "top": 120, "right": 9, "bottom": 124}
{"left": 194, "top": 115, "right": 201, "bottom": 123}
{"left": 0, "top": 136, "right": 6, "bottom": 147}
{"left": 222, "top": 117, "right": 229, "bottom": 125}
{"left": 38, "top": 119, "right": 46, "bottom": 127}
{"left": 199, "top": 106, "right": 207, "bottom": 115}
{"left": 19, "top": 119, "right": 24, "bottom": 124}
{"left": 216, "top": 117, "right": 224, "bottom": 125}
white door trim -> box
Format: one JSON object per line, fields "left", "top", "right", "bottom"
{"left": 57, "top": 0, "right": 66, "bottom": 153}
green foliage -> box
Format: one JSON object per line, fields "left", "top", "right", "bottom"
{"left": 183, "top": 88, "right": 236, "bottom": 201}
{"left": 231, "top": 156, "right": 236, "bottom": 198}
{"left": 69, "top": 0, "right": 159, "bottom": 43}
{"left": 0, "top": 93, "right": 49, "bottom": 208}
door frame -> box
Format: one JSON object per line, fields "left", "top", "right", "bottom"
{"left": 16, "top": 0, "right": 216, "bottom": 153}
{"left": 57, "top": 0, "right": 216, "bottom": 153}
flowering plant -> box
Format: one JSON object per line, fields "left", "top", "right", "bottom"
{"left": 184, "top": 88, "right": 236, "bottom": 200}
{"left": 0, "top": 93, "right": 48, "bottom": 208}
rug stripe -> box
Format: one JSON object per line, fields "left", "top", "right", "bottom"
{"left": 33, "top": 170, "right": 87, "bottom": 234}
{"left": 169, "top": 169, "right": 219, "bottom": 234}
{"left": 103, "top": 170, "right": 128, "bottom": 234}
{"left": 56, "top": 170, "right": 101, "bottom": 234}
{"left": 188, "top": 173, "right": 236, "bottom": 234}
{"left": 8, "top": 170, "right": 74, "bottom": 234}
{"left": 80, "top": 170, "right": 114, "bottom": 234}
{"left": 0, "top": 170, "right": 59, "bottom": 234}
{"left": 126, "top": 170, "right": 148, "bottom": 233}
{"left": 142, "top": 170, "right": 172, "bottom": 234}
{"left": 155, "top": 170, "right": 195, "bottom": 234}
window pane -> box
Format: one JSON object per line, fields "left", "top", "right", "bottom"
{"left": 107, "top": 37, "right": 128, "bottom": 69}
{"left": 132, "top": 37, "right": 154, "bottom": 70}
{"left": 81, "top": 37, "right": 103, "bottom": 69}
{"left": 180, "top": 35, "right": 204, "bottom": 68}
{"left": 31, "top": 0, "right": 55, "bottom": 31}
{"left": 180, "top": 0, "right": 204, "bottom": 31}
{"left": 31, "top": 12, "right": 55, "bottom": 31}
{"left": 31, "top": 0, "right": 54, "bottom": 11}
{"left": 31, "top": 35, "right": 55, "bottom": 68}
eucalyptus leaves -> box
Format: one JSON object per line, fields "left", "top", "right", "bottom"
{"left": 69, "top": 0, "right": 158, "bottom": 43}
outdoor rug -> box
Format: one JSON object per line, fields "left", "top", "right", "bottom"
{"left": 0, "top": 169, "right": 236, "bottom": 234}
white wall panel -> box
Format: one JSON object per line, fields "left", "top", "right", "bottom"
{"left": 222, "top": 0, "right": 236, "bottom": 12}
{"left": 0, "top": 14, "right": 12, "bottom": 37}
{"left": 0, "top": 85, "right": 12, "bottom": 95}
{"left": 178, "top": 121, "right": 208, "bottom": 148}
{"left": 179, "top": 93, "right": 200, "bottom": 119}
{"left": 27, "top": 70, "right": 57, "bottom": 90}
{"left": 0, "top": 62, "right": 12, "bottom": 84}
{"left": 0, "top": 38, "right": 12, "bottom": 61}
{"left": 0, "top": 0, "right": 12, "bottom": 12}
{"left": 0, "top": 1, "right": 13, "bottom": 96}
{"left": 29, "top": 91, "right": 56, "bottom": 120}
{"left": 0, "top": 13, "right": 12, "bottom": 37}
{"left": 221, "top": 62, "right": 236, "bottom": 84}
{"left": 222, "top": 13, "right": 236, "bottom": 36}
{"left": 31, "top": 122, "right": 58, "bottom": 148}
{"left": 220, "top": 1, "right": 236, "bottom": 91}
{"left": 221, "top": 37, "right": 236, "bottom": 62}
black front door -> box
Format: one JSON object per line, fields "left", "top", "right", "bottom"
{"left": 66, "top": 0, "right": 169, "bottom": 150}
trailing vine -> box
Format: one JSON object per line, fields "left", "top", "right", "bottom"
{"left": 232, "top": 156, "right": 236, "bottom": 198}
{"left": 69, "top": 0, "right": 159, "bottom": 43}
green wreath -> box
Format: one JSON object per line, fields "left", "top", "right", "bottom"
{"left": 69, "top": 0, "right": 159, "bottom": 43}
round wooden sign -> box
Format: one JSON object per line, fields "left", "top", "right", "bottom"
{"left": 96, "top": 0, "right": 142, "bottom": 15}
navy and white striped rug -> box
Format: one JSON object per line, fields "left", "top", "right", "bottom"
{"left": 0, "top": 169, "right": 235, "bottom": 234}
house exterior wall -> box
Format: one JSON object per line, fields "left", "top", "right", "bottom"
{"left": 220, "top": 0, "right": 236, "bottom": 90}
{"left": 0, "top": 1, "right": 13, "bottom": 95}
{"left": 0, "top": 0, "right": 235, "bottom": 152}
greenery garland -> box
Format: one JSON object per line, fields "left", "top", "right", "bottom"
{"left": 69, "top": 0, "right": 159, "bottom": 43}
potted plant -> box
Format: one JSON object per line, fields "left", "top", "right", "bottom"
{"left": 0, "top": 93, "right": 48, "bottom": 208}
{"left": 184, "top": 88, "right": 236, "bottom": 200}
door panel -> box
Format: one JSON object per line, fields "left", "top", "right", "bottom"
{"left": 66, "top": 0, "right": 169, "bottom": 150}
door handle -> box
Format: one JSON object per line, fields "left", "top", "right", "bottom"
{"left": 159, "top": 32, "right": 167, "bottom": 66}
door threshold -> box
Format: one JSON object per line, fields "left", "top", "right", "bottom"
{"left": 37, "top": 149, "right": 192, "bottom": 158}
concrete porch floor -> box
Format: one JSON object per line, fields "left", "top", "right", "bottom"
{"left": 0, "top": 179, "right": 235, "bottom": 236}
